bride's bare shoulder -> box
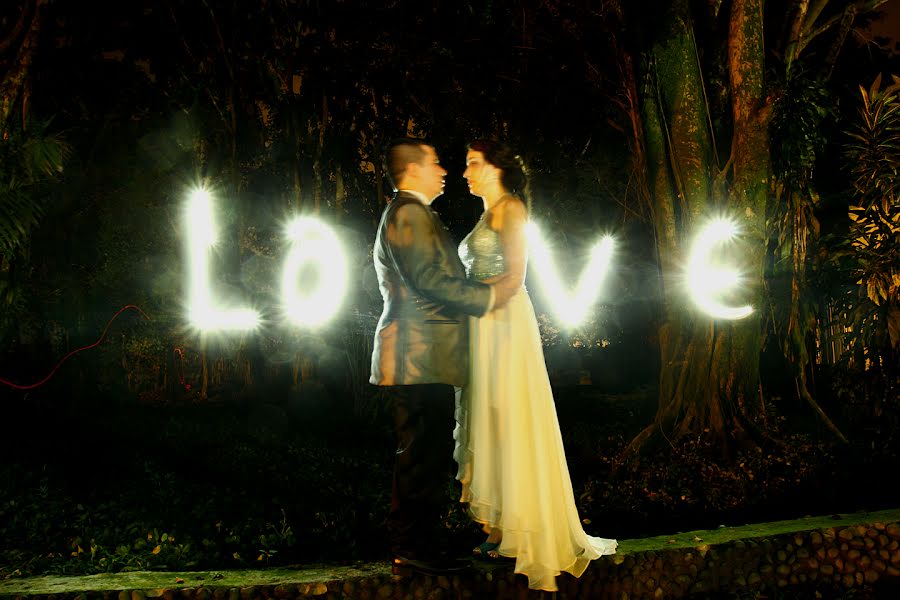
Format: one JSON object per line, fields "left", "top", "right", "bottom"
{"left": 491, "top": 196, "right": 527, "bottom": 231}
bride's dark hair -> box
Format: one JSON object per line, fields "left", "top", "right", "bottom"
{"left": 467, "top": 139, "right": 531, "bottom": 209}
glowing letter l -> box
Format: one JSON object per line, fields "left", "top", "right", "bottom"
{"left": 186, "top": 189, "right": 260, "bottom": 331}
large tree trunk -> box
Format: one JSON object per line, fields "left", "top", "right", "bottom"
{"left": 721, "top": 0, "right": 770, "bottom": 432}
{"left": 624, "top": 0, "right": 770, "bottom": 459}
{"left": 0, "top": 0, "right": 45, "bottom": 131}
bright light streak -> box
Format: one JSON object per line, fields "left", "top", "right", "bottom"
{"left": 687, "top": 218, "right": 753, "bottom": 320}
{"left": 186, "top": 188, "right": 260, "bottom": 331}
{"left": 282, "top": 217, "right": 349, "bottom": 327}
{"left": 526, "top": 222, "right": 614, "bottom": 326}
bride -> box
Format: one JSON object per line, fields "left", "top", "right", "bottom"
{"left": 453, "top": 139, "right": 617, "bottom": 592}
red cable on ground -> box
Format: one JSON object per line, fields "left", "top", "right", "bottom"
{"left": 173, "top": 346, "right": 191, "bottom": 391}
{"left": 0, "top": 304, "right": 150, "bottom": 390}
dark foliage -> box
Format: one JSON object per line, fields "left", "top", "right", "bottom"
{"left": 1, "top": 370, "right": 897, "bottom": 578}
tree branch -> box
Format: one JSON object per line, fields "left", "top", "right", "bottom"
{"left": 797, "top": 0, "right": 889, "bottom": 57}
{"left": 783, "top": 0, "right": 810, "bottom": 72}
{"left": 0, "top": 0, "right": 46, "bottom": 132}
{"left": 797, "top": 372, "right": 849, "bottom": 443}
{"left": 797, "top": 11, "right": 840, "bottom": 55}
{"left": 825, "top": 4, "right": 861, "bottom": 78}
{"left": 201, "top": 0, "right": 234, "bottom": 81}
{"left": 802, "top": 0, "right": 831, "bottom": 38}
{"left": 852, "top": 27, "right": 894, "bottom": 53}
{"left": 164, "top": 0, "right": 199, "bottom": 65}
{"left": 0, "top": 0, "right": 34, "bottom": 54}
{"left": 265, "top": 59, "right": 288, "bottom": 94}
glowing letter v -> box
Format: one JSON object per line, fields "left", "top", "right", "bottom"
{"left": 526, "top": 222, "right": 614, "bottom": 327}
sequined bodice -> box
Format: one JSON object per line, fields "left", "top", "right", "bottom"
{"left": 458, "top": 217, "right": 506, "bottom": 281}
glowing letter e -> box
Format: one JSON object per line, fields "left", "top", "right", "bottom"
{"left": 687, "top": 218, "right": 753, "bottom": 320}
{"left": 186, "top": 189, "right": 260, "bottom": 332}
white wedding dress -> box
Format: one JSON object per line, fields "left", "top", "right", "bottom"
{"left": 454, "top": 217, "right": 617, "bottom": 592}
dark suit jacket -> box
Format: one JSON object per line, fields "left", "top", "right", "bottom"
{"left": 370, "top": 192, "right": 492, "bottom": 387}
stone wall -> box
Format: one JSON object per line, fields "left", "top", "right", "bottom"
{"left": 558, "top": 521, "right": 900, "bottom": 599}
{"left": 2, "top": 519, "right": 899, "bottom": 599}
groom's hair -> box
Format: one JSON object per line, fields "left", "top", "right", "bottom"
{"left": 384, "top": 138, "right": 429, "bottom": 192}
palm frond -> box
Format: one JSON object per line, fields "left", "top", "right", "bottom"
{"left": 0, "top": 185, "right": 44, "bottom": 256}
{"left": 22, "top": 129, "right": 71, "bottom": 179}
{"left": 0, "top": 119, "right": 70, "bottom": 256}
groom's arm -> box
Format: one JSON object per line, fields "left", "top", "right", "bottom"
{"left": 386, "top": 202, "right": 493, "bottom": 317}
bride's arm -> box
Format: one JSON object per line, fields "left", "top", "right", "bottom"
{"left": 492, "top": 197, "right": 529, "bottom": 292}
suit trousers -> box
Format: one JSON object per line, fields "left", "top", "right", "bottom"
{"left": 386, "top": 383, "right": 456, "bottom": 557}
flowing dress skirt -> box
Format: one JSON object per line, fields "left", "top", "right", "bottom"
{"left": 453, "top": 288, "right": 617, "bottom": 592}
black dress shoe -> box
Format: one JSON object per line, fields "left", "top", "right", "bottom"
{"left": 391, "top": 553, "right": 472, "bottom": 576}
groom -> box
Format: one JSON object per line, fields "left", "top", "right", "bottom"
{"left": 370, "top": 138, "right": 514, "bottom": 576}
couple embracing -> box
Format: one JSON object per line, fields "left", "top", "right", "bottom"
{"left": 369, "top": 138, "right": 617, "bottom": 592}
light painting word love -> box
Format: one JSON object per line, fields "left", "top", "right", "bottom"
{"left": 185, "top": 189, "right": 753, "bottom": 332}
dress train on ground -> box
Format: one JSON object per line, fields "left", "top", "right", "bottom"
{"left": 453, "top": 288, "right": 617, "bottom": 592}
